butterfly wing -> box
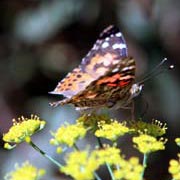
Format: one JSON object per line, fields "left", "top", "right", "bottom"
{"left": 80, "top": 25, "right": 128, "bottom": 77}
{"left": 50, "top": 25, "right": 132, "bottom": 108}
{"left": 50, "top": 67, "right": 94, "bottom": 98}
{"left": 65, "top": 57, "right": 136, "bottom": 108}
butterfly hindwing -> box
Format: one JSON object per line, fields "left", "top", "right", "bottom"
{"left": 50, "top": 67, "right": 94, "bottom": 98}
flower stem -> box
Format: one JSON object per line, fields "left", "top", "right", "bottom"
{"left": 94, "top": 172, "right": 102, "bottom": 180}
{"left": 28, "top": 140, "right": 63, "bottom": 168}
{"left": 106, "top": 163, "right": 115, "bottom": 180}
{"left": 73, "top": 143, "right": 80, "bottom": 151}
{"left": 141, "top": 153, "right": 148, "bottom": 180}
{"left": 96, "top": 137, "right": 115, "bottom": 180}
{"left": 97, "top": 137, "right": 103, "bottom": 148}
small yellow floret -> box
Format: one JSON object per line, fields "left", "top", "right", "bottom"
{"left": 169, "top": 156, "right": 180, "bottom": 180}
{"left": 175, "top": 138, "right": 180, "bottom": 147}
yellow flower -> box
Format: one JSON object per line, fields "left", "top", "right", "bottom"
{"left": 129, "top": 119, "right": 167, "bottom": 137}
{"left": 3, "top": 115, "right": 46, "bottom": 149}
{"left": 133, "top": 134, "right": 166, "bottom": 154}
{"left": 61, "top": 150, "right": 99, "bottom": 180}
{"left": 169, "top": 154, "right": 180, "bottom": 180}
{"left": 50, "top": 122, "right": 87, "bottom": 148}
{"left": 77, "top": 114, "right": 111, "bottom": 130}
{"left": 95, "top": 120, "right": 130, "bottom": 141}
{"left": 4, "top": 161, "right": 45, "bottom": 180}
{"left": 93, "top": 145, "right": 122, "bottom": 165}
{"left": 175, "top": 138, "right": 180, "bottom": 147}
{"left": 114, "top": 157, "right": 143, "bottom": 180}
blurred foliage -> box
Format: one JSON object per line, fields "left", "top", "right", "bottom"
{"left": 0, "top": 0, "right": 180, "bottom": 180}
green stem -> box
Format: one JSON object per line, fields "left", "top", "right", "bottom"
{"left": 96, "top": 137, "right": 115, "bottom": 180}
{"left": 94, "top": 172, "right": 102, "bottom": 180}
{"left": 97, "top": 137, "right": 103, "bottom": 148}
{"left": 141, "top": 153, "right": 148, "bottom": 180}
{"left": 73, "top": 143, "right": 80, "bottom": 151}
{"left": 28, "top": 140, "right": 63, "bottom": 168}
{"left": 106, "top": 163, "right": 115, "bottom": 180}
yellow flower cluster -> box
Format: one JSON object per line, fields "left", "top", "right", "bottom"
{"left": 3, "top": 115, "right": 46, "bottom": 149}
{"left": 129, "top": 119, "right": 167, "bottom": 137}
{"left": 61, "top": 151, "right": 99, "bottom": 180}
{"left": 169, "top": 154, "right": 180, "bottom": 180}
{"left": 95, "top": 120, "right": 130, "bottom": 141}
{"left": 62, "top": 146, "right": 143, "bottom": 180}
{"left": 114, "top": 157, "right": 143, "bottom": 180}
{"left": 93, "top": 145, "right": 122, "bottom": 165}
{"left": 50, "top": 122, "right": 87, "bottom": 148}
{"left": 133, "top": 134, "right": 166, "bottom": 154}
{"left": 4, "top": 161, "right": 45, "bottom": 180}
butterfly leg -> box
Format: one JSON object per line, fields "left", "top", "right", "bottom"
{"left": 120, "top": 101, "right": 135, "bottom": 120}
{"left": 49, "top": 99, "right": 68, "bottom": 107}
{"left": 140, "top": 96, "right": 149, "bottom": 118}
{"left": 131, "top": 101, "right": 135, "bottom": 120}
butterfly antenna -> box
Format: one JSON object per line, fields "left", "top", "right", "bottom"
{"left": 137, "top": 58, "right": 174, "bottom": 85}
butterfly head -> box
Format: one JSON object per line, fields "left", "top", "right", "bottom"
{"left": 130, "top": 83, "right": 143, "bottom": 98}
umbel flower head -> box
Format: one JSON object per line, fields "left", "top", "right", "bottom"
{"left": 4, "top": 161, "right": 45, "bottom": 180}
{"left": 3, "top": 115, "right": 46, "bottom": 149}
{"left": 50, "top": 122, "right": 87, "bottom": 148}
{"left": 128, "top": 119, "right": 167, "bottom": 137}
{"left": 92, "top": 145, "right": 122, "bottom": 165}
{"left": 133, "top": 134, "right": 166, "bottom": 154}
{"left": 61, "top": 150, "right": 99, "bottom": 180}
{"left": 114, "top": 157, "right": 143, "bottom": 180}
{"left": 95, "top": 120, "right": 130, "bottom": 141}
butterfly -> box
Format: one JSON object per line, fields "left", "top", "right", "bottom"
{"left": 50, "top": 25, "right": 143, "bottom": 110}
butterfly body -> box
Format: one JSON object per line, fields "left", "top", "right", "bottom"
{"left": 50, "top": 25, "right": 142, "bottom": 110}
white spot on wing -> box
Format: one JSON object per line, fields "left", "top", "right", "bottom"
{"left": 102, "top": 42, "right": 109, "bottom": 48}
{"left": 115, "top": 32, "right": 122, "bottom": 37}
{"left": 105, "top": 37, "right": 110, "bottom": 41}
{"left": 112, "top": 68, "right": 119, "bottom": 73}
{"left": 112, "top": 60, "right": 119, "bottom": 65}
{"left": 112, "top": 43, "right": 126, "bottom": 49}
{"left": 121, "top": 66, "right": 135, "bottom": 71}
{"left": 103, "top": 58, "right": 111, "bottom": 66}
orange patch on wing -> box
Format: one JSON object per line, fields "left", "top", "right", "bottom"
{"left": 97, "top": 74, "right": 121, "bottom": 85}
{"left": 119, "top": 80, "right": 130, "bottom": 87}
{"left": 53, "top": 68, "right": 94, "bottom": 94}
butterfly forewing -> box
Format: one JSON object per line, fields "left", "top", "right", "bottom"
{"left": 80, "top": 25, "right": 128, "bottom": 78}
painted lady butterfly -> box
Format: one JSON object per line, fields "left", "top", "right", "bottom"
{"left": 50, "top": 25, "right": 142, "bottom": 110}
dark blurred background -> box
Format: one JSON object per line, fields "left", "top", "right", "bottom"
{"left": 0, "top": 0, "right": 179, "bottom": 180}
